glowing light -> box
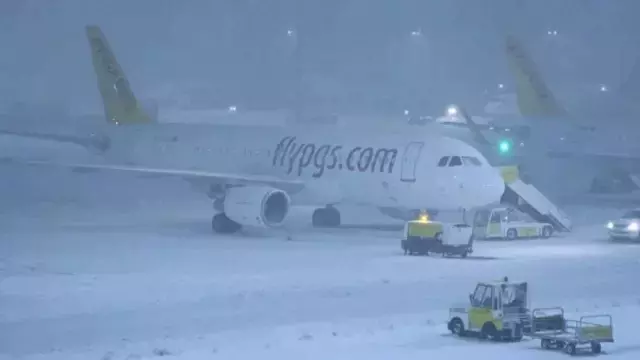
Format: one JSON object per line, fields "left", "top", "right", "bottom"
{"left": 606, "top": 221, "right": 614, "bottom": 229}
{"left": 628, "top": 222, "right": 638, "bottom": 231}
{"left": 498, "top": 140, "right": 511, "bottom": 154}
{"left": 447, "top": 106, "right": 458, "bottom": 116}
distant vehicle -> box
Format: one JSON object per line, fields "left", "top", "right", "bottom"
{"left": 606, "top": 209, "right": 640, "bottom": 241}
{"left": 473, "top": 207, "right": 554, "bottom": 240}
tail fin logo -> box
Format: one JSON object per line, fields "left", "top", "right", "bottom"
{"left": 506, "top": 38, "right": 549, "bottom": 101}
{"left": 505, "top": 36, "right": 566, "bottom": 117}
{"left": 86, "top": 25, "right": 152, "bottom": 124}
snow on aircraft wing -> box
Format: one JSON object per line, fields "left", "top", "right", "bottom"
{"left": 0, "top": 129, "right": 101, "bottom": 149}
{"left": 546, "top": 149, "right": 640, "bottom": 162}
{"left": 0, "top": 158, "right": 306, "bottom": 194}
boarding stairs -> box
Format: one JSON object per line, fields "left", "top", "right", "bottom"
{"left": 497, "top": 166, "right": 572, "bottom": 232}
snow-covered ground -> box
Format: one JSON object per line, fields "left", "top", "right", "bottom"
{"left": 2, "top": 160, "right": 640, "bottom": 359}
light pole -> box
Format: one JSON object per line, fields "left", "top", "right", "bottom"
{"left": 404, "top": 28, "right": 428, "bottom": 117}
{"left": 286, "top": 27, "right": 304, "bottom": 122}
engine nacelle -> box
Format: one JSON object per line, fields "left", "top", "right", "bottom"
{"left": 224, "top": 186, "right": 290, "bottom": 228}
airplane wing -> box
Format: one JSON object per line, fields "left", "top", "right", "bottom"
{"left": 0, "top": 129, "right": 101, "bottom": 149}
{"left": 0, "top": 157, "right": 306, "bottom": 194}
{"left": 546, "top": 149, "right": 640, "bottom": 163}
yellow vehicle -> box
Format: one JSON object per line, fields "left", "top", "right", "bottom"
{"left": 473, "top": 207, "right": 554, "bottom": 240}
{"left": 448, "top": 277, "right": 530, "bottom": 341}
{"left": 401, "top": 214, "right": 473, "bottom": 257}
{"left": 448, "top": 278, "right": 615, "bottom": 353}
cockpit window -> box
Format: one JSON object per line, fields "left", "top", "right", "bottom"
{"left": 462, "top": 156, "right": 482, "bottom": 166}
{"left": 437, "top": 156, "right": 449, "bottom": 167}
{"left": 449, "top": 156, "right": 462, "bottom": 167}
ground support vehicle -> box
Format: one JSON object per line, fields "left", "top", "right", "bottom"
{"left": 447, "top": 279, "right": 614, "bottom": 355}
{"left": 528, "top": 307, "right": 614, "bottom": 355}
{"left": 401, "top": 218, "right": 473, "bottom": 257}
{"left": 448, "top": 278, "right": 531, "bottom": 341}
{"left": 473, "top": 207, "right": 554, "bottom": 240}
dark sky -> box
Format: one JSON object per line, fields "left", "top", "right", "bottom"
{"left": 1, "top": 0, "right": 639, "bottom": 113}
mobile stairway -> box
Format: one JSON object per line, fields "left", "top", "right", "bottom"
{"left": 497, "top": 165, "right": 572, "bottom": 232}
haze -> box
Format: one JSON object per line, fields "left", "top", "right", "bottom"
{"left": 2, "top": 0, "right": 638, "bottom": 116}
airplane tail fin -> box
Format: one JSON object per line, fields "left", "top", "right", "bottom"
{"left": 504, "top": 35, "right": 568, "bottom": 118}
{"left": 85, "top": 25, "right": 155, "bottom": 125}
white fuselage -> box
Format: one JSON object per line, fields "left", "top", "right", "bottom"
{"left": 98, "top": 122, "right": 505, "bottom": 211}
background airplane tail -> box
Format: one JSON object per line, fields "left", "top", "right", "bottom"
{"left": 85, "top": 25, "right": 155, "bottom": 125}
{"left": 504, "top": 35, "right": 568, "bottom": 118}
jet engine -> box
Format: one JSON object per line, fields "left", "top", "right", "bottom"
{"left": 224, "top": 186, "right": 290, "bottom": 227}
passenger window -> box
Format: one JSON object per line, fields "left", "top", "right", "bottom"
{"left": 437, "top": 156, "right": 449, "bottom": 167}
{"left": 449, "top": 156, "right": 462, "bottom": 167}
{"left": 462, "top": 156, "right": 482, "bottom": 166}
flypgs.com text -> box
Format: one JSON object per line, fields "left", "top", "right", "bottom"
{"left": 272, "top": 136, "right": 398, "bottom": 178}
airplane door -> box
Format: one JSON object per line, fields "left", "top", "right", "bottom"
{"left": 400, "top": 141, "right": 424, "bottom": 182}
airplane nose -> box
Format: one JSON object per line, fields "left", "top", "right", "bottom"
{"left": 466, "top": 169, "right": 505, "bottom": 208}
{"left": 485, "top": 170, "right": 506, "bottom": 204}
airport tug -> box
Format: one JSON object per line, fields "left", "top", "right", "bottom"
{"left": 448, "top": 277, "right": 530, "bottom": 341}
{"left": 448, "top": 278, "right": 615, "bottom": 355}
{"left": 401, "top": 211, "right": 473, "bottom": 257}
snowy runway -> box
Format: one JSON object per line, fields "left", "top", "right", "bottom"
{"left": 2, "top": 166, "right": 640, "bottom": 359}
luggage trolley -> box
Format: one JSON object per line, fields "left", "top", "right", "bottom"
{"left": 528, "top": 307, "right": 614, "bottom": 355}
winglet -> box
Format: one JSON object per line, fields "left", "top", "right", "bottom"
{"left": 505, "top": 35, "right": 567, "bottom": 119}
{"left": 85, "top": 25, "right": 153, "bottom": 125}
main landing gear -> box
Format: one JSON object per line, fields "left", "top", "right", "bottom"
{"left": 312, "top": 206, "right": 341, "bottom": 228}
{"left": 211, "top": 194, "right": 242, "bottom": 234}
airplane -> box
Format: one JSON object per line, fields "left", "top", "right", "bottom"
{"left": 0, "top": 25, "right": 506, "bottom": 234}
{"left": 450, "top": 35, "right": 640, "bottom": 198}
